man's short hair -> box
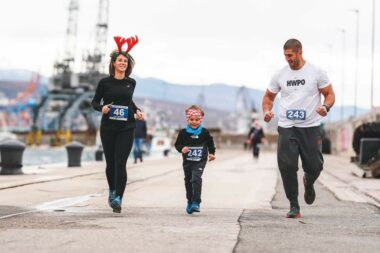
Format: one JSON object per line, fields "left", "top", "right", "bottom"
{"left": 283, "top": 39, "right": 302, "bottom": 52}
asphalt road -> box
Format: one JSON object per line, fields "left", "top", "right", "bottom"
{"left": 0, "top": 150, "right": 379, "bottom": 253}
{"left": 235, "top": 176, "right": 380, "bottom": 253}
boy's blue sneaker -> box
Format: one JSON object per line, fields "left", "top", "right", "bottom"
{"left": 108, "top": 190, "right": 116, "bottom": 207}
{"left": 111, "top": 196, "right": 122, "bottom": 213}
{"left": 190, "top": 202, "right": 200, "bottom": 213}
{"left": 186, "top": 202, "right": 193, "bottom": 214}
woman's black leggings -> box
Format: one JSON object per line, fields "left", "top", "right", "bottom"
{"left": 100, "top": 127, "right": 134, "bottom": 199}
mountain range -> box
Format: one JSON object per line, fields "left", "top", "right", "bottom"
{"left": 132, "top": 76, "right": 368, "bottom": 121}
{"left": 0, "top": 69, "right": 368, "bottom": 122}
{"left": 133, "top": 76, "right": 263, "bottom": 113}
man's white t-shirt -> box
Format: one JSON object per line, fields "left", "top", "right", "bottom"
{"left": 268, "top": 62, "right": 330, "bottom": 128}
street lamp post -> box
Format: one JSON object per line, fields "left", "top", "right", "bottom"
{"left": 339, "top": 29, "right": 346, "bottom": 121}
{"left": 327, "top": 43, "right": 333, "bottom": 74}
{"left": 326, "top": 43, "right": 333, "bottom": 123}
{"left": 370, "top": 0, "right": 376, "bottom": 109}
{"left": 350, "top": 9, "right": 360, "bottom": 117}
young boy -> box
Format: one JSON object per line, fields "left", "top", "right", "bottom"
{"left": 174, "top": 105, "right": 216, "bottom": 214}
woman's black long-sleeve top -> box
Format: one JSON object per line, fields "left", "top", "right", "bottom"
{"left": 91, "top": 76, "right": 139, "bottom": 130}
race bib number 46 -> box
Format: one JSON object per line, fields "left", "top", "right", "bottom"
{"left": 186, "top": 146, "right": 204, "bottom": 161}
{"left": 109, "top": 105, "right": 129, "bottom": 121}
{"left": 286, "top": 109, "right": 306, "bottom": 120}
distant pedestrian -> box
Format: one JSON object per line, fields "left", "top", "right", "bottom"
{"left": 133, "top": 118, "right": 147, "bottom": 163}
{"left": 174, "top": 105, "right": 216, "bottom": 214}
{"left": 262, "top": 38, "right": 335, "bottom": 218}
{"left": 247, "top": 119, "right": 265, "bottom": 159}
{"left": 91, "top": 35, "right": 144, "bottom": 213}
{"left": 145, "top": 133, "right": 154, "bottom": 156}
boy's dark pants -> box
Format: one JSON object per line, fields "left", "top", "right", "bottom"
{"left": 183, "top": 161, "right": 207, "bottom": 203}
{"left": 277, "top": 126, "right": 324, "bottom": 207}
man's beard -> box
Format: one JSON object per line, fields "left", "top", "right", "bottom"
{"left": 290, "top": 58, "right": 300, "bottom": 69}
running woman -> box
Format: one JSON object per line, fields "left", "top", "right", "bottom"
{"left": 91, "top": 35, "right": 144, "bottom": 213}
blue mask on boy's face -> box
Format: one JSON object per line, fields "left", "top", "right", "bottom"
{"left": 186, "top": 125, "right": 203, "bottom": 135}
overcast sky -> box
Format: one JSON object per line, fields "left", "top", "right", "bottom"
{"left": 0, "top": 0, "right": 379, "bottom": 108}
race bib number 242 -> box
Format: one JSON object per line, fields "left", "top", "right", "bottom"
{"left": 186, "top": 146, "right": 204, "bottom": 161}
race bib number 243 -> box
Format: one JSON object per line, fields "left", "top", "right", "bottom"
{"left": 286, "top": 109, "right": 306, "bottom": 120}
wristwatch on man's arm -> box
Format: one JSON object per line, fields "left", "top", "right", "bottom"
{"left": 322, "top": 104, "right": 330, "bottom": 112}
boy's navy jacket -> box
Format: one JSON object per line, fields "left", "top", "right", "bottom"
{"left": 174, "top": 127, "right": 216, "bottom": 163}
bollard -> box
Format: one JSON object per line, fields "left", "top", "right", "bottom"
{"left": 65, "top": 141, "right": 84, "bottom": 167}
{"left": 0, "top": 140, "right": 26, "bottom": 175}
{"left": 359, "top": 138, "right": 380, "bottom": 165}
{"left": 95, "top": 146, "right": 103, "bottom": 161}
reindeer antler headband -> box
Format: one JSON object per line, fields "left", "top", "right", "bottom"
{"left": 111, "top": 35, "right": 139, "bottom": 60}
